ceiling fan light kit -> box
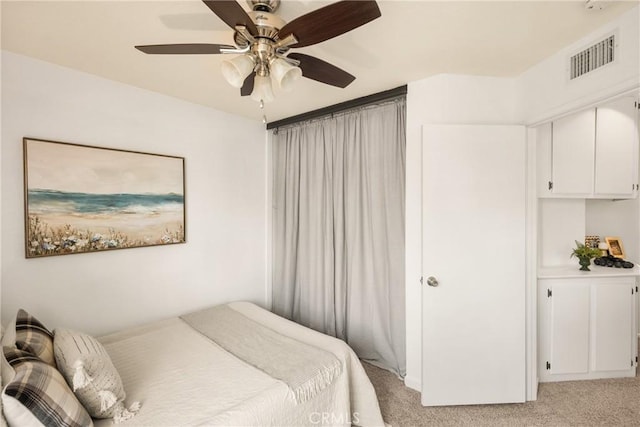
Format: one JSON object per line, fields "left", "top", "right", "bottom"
{"left": 251, "top": 75, "right": 275, "bottom": 103}
{"left": 135, "top": 0, "right": 381, "bottom": 105}
{"left": 269, "top": 57, "right": 302, "bottom": 92}
{"left": 221, "top": 54, "right": 255, "bottom": 88}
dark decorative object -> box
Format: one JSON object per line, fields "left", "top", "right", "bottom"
{"left": 594, "top": 256, "right": 634, "bottom": 269}
{"left": 578, "top": 257, "right": 592, "bottom": 271}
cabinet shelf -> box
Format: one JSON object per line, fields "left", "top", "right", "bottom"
{"left": 538, "top": 264, "right": 640, "bottom": 279}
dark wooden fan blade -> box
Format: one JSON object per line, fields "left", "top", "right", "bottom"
{"left": 240, "top": 72, "right": 256, "bottom": 96}
{"left": 288, "top": 53, "right": 355, "bottom": 88}
{"left": 135, "top": 44, "right": 235, "bottom": 54}
{"left": 278, "top": 0, "right": 380, "bottom": 48}
{"left": 202, "top": 0, "right": 258, "bottom": 35}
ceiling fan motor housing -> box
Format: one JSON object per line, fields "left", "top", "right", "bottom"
{"left": 234, "top": 8, "right": 286, "bottom": 47}
{"left": 248, "top": 0, "right": 280, "bottom": 13}
{"left": 248, "top": 10, "right": 286, "bottom": 39}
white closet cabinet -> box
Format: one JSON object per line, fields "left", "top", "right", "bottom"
{"left": 538, "top": 275, "right": 637, "bottom": 382}
{"left": 538, "top": 96, "right": 639, "bottom": 198}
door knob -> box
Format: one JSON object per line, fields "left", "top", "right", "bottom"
{"left": 426, "top": 276, "right": 439, "bottom": 287}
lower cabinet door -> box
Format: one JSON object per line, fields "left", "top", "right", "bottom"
{"left": 550, "top": 283, "right": 590, "bottom": 374}
{"left": 593, "top": 282, "right": 634, "bottom": 372}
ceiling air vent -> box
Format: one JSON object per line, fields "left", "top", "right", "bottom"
{"left": 570, "top": 34, "right": 615, "bottom": 80}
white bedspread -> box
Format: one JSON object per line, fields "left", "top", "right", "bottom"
{"left": 95, "top": 302, "right": 384, "bottom": 427}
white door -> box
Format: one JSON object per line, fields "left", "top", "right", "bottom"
{"left": 421, "top": 124, "right": 526, "bottom": 406}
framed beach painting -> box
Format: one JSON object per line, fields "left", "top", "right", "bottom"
{"left": 23, "top": 138, "right": 185, "bottom": 258}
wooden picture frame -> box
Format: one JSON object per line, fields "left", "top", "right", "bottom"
{"left": 605, "top": 236, "right": 625, "bottom": 259}
{"left": 24, "top": 137, "right": 185, "bottom": 258}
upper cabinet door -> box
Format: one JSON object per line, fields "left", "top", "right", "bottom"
{"left": 594, "top": 96, "right": 639, "bottom": 197}
{"left": 551, "top": 109, "right": 596, "bottom": 196}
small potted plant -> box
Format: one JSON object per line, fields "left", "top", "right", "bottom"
{"left": 571, "top": 240, "right": 602, "bottom": 271}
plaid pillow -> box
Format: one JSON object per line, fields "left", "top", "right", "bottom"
{"left": 1, "top": 355, "right": 93, "bottom": 427}
{"left": 15, "top": 309, "right": 55, "bottom": 367}
{"left": 2, "top": 347, "right": 41, "bottom": 367}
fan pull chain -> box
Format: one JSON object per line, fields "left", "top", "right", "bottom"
{"left": 259, "top": 99, "right": 267, "bottom": 124}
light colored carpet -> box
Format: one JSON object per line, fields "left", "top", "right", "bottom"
{"left": 363, "top": 347, "right": 640, "bottom": 426}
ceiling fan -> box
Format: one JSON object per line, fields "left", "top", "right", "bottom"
{"left": 135, "top": 0, "right": 381, "bottom": 103}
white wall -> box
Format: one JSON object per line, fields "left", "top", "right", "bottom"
{"left": 586, "top": 199, "right": 640, "bottom": 263}
{"left": 538, "top": 199, "right": 586, "bottom": 267}
{"left": 405, "top": 74, "right": 520, "bottom": 390}
{"left": 518, "top": 6, "right": 639, "bottom": 125}
{"left": 1, "top": 51, "right": 267, "bottom": 336}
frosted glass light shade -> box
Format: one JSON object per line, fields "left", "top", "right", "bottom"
{"left": 251, "top": 75, "right": 275, "bottom": 103}
{"left": 270, "top": 58, "right": 302, "bottom": 91}
{"left": 221, "top": 55, "right": 255, "bottom": 88}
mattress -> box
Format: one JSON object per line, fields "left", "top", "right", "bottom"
{"left": 95, "top": 302, "right": 384, "bottom": 427}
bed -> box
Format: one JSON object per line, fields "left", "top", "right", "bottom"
{"left": 1, "top": 302, "right": 385, "bottom": 427}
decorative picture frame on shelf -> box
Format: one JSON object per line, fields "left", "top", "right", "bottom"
{"left": 584, "top": 235, "right": 600, "bottom": 249}
{"left": 605, "top": 236, "right": 625, "bottom": 259}
{"left": 23, "top": 137, "right": 186, "bottom": 258}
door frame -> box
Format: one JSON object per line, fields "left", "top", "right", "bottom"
{"left": 526, "top": 127, "right": 539, "bottom": 400}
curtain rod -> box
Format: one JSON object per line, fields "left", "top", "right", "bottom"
{"left": 266, "top": 85, "right": 407, "bottom": 130}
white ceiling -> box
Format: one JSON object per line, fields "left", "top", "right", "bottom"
{"left": 2, "top": 0, "right": 638, "bottom": 122}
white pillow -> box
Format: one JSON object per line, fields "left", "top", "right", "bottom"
{"left": 53, "top": 328, "right": 139, "bottom": 422}
{"left": 1, "top": 320, "right": 17, "bottom": 386}
{"left": 2, "top": 392, "right": 42, "bottom": 427}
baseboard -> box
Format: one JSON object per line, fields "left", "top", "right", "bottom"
{"left": 404, "top": 375, "right": 420, "bottom": 392}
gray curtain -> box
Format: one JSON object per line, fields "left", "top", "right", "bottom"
{"left": 271, "top": 98, "right": 406, "bottom": 376}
